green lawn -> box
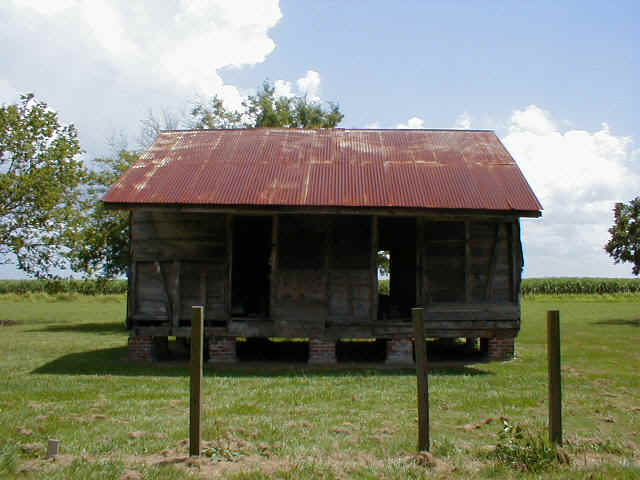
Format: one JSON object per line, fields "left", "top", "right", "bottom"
{"left": 0, "top": 293, "right": 638, "bottom": 479}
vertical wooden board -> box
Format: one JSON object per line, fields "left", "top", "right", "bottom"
{"left": 128, "top": 261, "right": 137, "bottom": 322}
{"left": 416, "top": 217, "right": 424, "bottom": 306}
{"left": 547, "top": 310, "right": 562, "bottom": 444}
{"left": 226, "top": 214, "right": 233, "bottom": 315}
{"left": 173, "top": 261, "right": 181, "bottom": 327}
{"left": 200, "top": 270, "right": 207, "bottom": 318}
{"left": 370, "top": 215, "right": 378, "bottom": 323}
{"left": 190, "top": 306, "right": 203, "bottom": 456}
{"left": 485, "top": 223, "right": 501, "bottom": 300}
{"left": 413, "top": 307, "right": 429, "bottom": 452}
{"left": 270, "top": 214, "right": 279, "bottom": 315}
{"left": 465, "top": 221, "right": 472, "bottom": 303}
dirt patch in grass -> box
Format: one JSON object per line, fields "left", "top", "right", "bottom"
{"left": 0, "top": 320, "right": 19, "bottom": 326}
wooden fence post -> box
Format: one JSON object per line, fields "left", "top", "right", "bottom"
{"left": 412, "top": 307, "right": 429, "bottom": 452}
{"left": 547, "top": 310, "right": 562, "bottom": 445}
{"left": 190, "top": 306, "right": 204, "bottom": 456}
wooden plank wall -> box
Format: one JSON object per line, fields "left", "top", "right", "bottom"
{"left": 421, "top": 220, "right": 518, "bottom": 305}
{"left": 271, "top": 215, "right": 373, "bottom": 329}
{"left": 129, "top": 210, "right": 523, "bottom": 335}
{"left": 130, "top": 211, "right": 228, "bottom": 325}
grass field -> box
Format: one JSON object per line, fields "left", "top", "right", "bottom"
{"left": 0, "top": 293, "right": 638, "bottom": 479}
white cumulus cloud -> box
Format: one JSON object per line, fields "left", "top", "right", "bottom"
{"left": 296, "top": 70, "right": 321, "bottom": 102}
{"left": 396, "top": 116, "right": 425, "bottom": 129}
{"left": 454, "top": 111, "right": 472, "bottom": 129}
{"left": 502, "top": 105, "right": 638, "bottom": 277}
{"left": 0, "top": 0, "right": 282, "bottom": 148}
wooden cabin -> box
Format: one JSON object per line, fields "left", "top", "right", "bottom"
{"left": 103, "top": 128, "right": 542, "bottom": 364}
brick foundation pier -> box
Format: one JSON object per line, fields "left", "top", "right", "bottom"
{"left": 208, "top": 337, "right": 237, "bottom": 363}
{"left": 385, "top": 338, "right": 413, "bottom": 364}
{"left": 128, "top": 335, "right": 168, "bottom": 362}
{"left": 483, "top": 337, "right": 515, "bottom": 361}
{"left": 308, "top": 339, "right": 337, "bottom": 364}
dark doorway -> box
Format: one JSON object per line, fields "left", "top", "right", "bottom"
{"left": 232, "top": 216, "right": 272, "bottom": 317}
{"left": 378, "top": 218, "right": 416, "bottom": 319}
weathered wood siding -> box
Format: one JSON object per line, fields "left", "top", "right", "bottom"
{"left": 129, "top": 211, "right": 229, "bottom": 325}
{"left": 128, "top": 209, "right": 523, "bottom": 339}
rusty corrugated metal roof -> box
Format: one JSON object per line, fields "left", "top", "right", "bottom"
{"left": 102, "top": 128, "right": 542, "bottom": 214}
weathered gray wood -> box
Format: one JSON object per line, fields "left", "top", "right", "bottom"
{"left": 128, "top": 261, "right": 137, "bottom": 321}
{"left": 173, "top": 261, "right": 181, "bottom": 327}
{"left": 226, "top": 214, "right": 233, "bottom": 316}
{"left": 371, "top": 215, "right": 379, "bottom": 323}
{"left": 413, "top": 307, "right": 429, "bottom": 452}
{"left": 200, "top": 270, "right": 207, "bottom": 320}
{"left": 190, "top": 306, "right": 203, "bottom": 456}
{"left": 155, "top": 261, "right": 172, "bottom": 321}
{"left": 513, "top": 220, "right": 522, "bottom": 302}
{"left": 416, "top": 217, "right": 424, "bottom": 306}
{"left": 547, "top": 310, "right": 562, "bottom": 445}
{"left": 465, "top": 221, "right": 472, "bottom": 303}
{"left": 485, "top": 223, "right": 501, "bottom": 300}
{"left": 270, "top": 214, "right": 279, "bottom": 315}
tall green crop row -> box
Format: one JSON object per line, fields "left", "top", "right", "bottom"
{"left": 0, "top": 279, "right": 127, "bottom": 295}
{"left": 522, "top": 277, "right": 640, "bottom": 295}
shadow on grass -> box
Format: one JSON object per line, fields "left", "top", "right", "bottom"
{"left": 592, "top": 318, "right": 639, "bottom": 327}
{"left": 29, "top": 322, "right": 127, "bottom": 334}
{"left": 32, "top": 347, "right": 492, "bottom": 378}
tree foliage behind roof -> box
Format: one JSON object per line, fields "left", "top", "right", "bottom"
{"left": 191, "top": 80, "right": 344, "bottom": 130}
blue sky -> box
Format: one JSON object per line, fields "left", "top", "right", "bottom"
{"left": 0, "top": 0, "right": 638, "bottom": 278}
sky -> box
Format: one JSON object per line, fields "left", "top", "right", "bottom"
{"left": 0, "top": 0, "right": 638, "bottom": 278}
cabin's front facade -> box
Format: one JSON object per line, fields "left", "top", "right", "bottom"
{"left": 104, "top": 128, "right": 542, "bottom": 364}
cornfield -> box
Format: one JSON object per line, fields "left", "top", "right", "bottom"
{"left": 0, "top": 279, "right": 127, "bottom": 296}
{"left": 521, "top": 277, "right": 640, "bottom": 295}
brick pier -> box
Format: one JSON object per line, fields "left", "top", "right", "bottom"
{"left": 308, "top": 339, "right": 337, "bottom": 364}
{"left": 208, "top": 337, "right": 237, "bottom": 363}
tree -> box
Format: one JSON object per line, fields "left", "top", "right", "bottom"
{"left": 0, "top": 94, "right": 86, "bottom": 277}
{"left": 605, "top": 197, "right": 640, "bottom": 275}
{"left": 67, "top": 149, "right": 138, "bottom": 278}
{"left": 191, "top": 80, "right": 344, "bottom": 129}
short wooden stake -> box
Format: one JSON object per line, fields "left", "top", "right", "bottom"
{"left": 190, "top": 306, "right": 204, "bottom": 456}
{"left": 547, "top": 310, "right": 562, "bottom": 445}
{"left": 46, "top": 439, "right": 59, "bottom": 458}
{"left": 412, "top": 307, "right": 429, "bottom": 452}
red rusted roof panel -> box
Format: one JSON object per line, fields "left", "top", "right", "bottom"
{"left": 103, "top": 128, "right": 542, "bottom": 213}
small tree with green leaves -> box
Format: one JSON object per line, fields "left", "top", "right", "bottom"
{"left": 605, "top": 197, "right": 640, "bottom": 275}
{"left": 0, "top": 94, "right": 86, "bottom": 277}
{"left": 68, "top": 150, "right": 138, "bottom": 278}
{"left": 191, "top": 80, "right": 343, "bottom": 129}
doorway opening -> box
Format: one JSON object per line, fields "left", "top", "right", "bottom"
{"left": 231, "top": 216, "right": 272, "bottom": 317}
{"left": 378, "top": 218, "right": 416, "bottom": 319}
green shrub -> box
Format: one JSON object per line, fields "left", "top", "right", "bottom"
{"left": 490, "top": 419, "right": 561, "bottom": 473}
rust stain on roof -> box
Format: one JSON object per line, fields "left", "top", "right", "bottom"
{"left": 102, "top": 128, "right": 542, "bottom": 213}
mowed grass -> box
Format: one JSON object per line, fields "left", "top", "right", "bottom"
{"left": 0, "top": 294, "right": 638, "bottom": 479}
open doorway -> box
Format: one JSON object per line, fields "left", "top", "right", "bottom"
{"left": 378, "top": 218, "right": 416, "bottom": 319}
{"left": 231, "top": 216, "right": 272, "bottom": 317}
